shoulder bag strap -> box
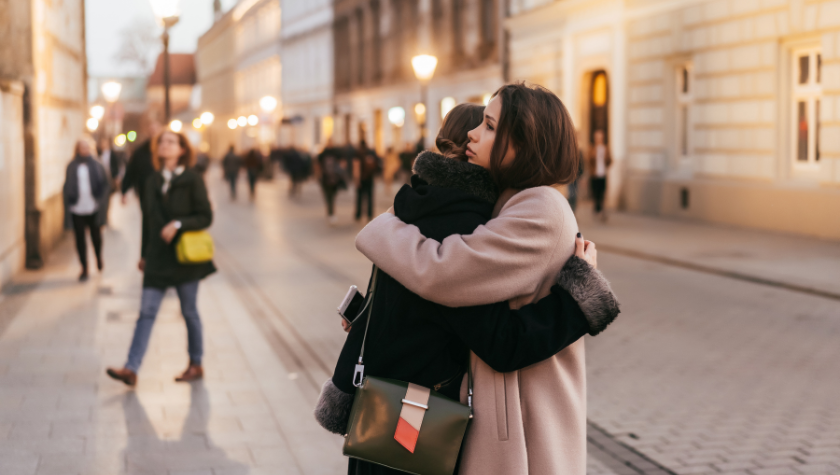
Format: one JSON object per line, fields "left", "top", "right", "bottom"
{"left": 350, "top": 266, "right": 475, "bottom": 413}
{"left": 353, "top": 266, "right": 379, "bottom": 387}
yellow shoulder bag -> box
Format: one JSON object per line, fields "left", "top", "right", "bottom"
{"left": 176, "top": 230, "right": 214, "bottom": 264}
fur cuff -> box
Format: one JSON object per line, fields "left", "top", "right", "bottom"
{"left": 412, "top": 151, "right": 499, "bottom": 204}
{"left": 556, "top": 256, "right": 620, "bottom": 336}
{"left": 314, "top": 379, "right": 354, "bottom": 435}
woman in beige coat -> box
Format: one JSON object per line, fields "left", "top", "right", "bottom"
{"left": 355, "top": 84, "right": 614, "bottom": 474}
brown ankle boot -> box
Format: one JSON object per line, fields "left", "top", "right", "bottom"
{"left": 175, "top": 363, "right": 203, "bottom": 382}
{"left": 106, "top": 367, "right": 137, "bottom": 386}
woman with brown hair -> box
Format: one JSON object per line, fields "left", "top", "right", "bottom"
{"left": 316, "top": 98, "right": 618, "bottom": 475}
{"left": 354, "top": 83, "right": 612, "bottom": 474}
{"left": 107, "top": 130, "right": 216, "bottom": 386}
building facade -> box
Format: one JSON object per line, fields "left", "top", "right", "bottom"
{"left": 0, "top": 0, "right": 88, "bottom": 280}
{"left": 331, "top": 0, "right": 504, "bottom": 154}
{"left": 279, "top": 0, "right": 334, "bottom": 152}
{"left": 196, "top": 0, "right": 282, "bottom": 155}
{"left": 196, "top": 10, "right": 237, "bottom": 158}
{"left": 507, "top": 0, "right": 840, "bottom": 239}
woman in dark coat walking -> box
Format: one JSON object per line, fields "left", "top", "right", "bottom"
{"left": 63, "top": 138, "right": 109, "bottom": 281}
{"left": 106, "top": 130, "right": 216, "bottom": 386}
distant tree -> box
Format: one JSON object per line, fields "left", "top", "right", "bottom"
{"left": 113, "top": 19, "right": 160, "bottom": 75}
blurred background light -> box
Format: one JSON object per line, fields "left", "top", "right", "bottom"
{"left": 388, "top": 107, "right": 405, "bottom": 127}
{"left": 169, "top": 119, "right": 183, "bottom": 132}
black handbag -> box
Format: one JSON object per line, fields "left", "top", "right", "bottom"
{"left": 343, "top": 267, "right": 474, "bottom": 475}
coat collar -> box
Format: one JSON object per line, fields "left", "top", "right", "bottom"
{"left": 411, "top": 151, "right": 499, "bottom": 204}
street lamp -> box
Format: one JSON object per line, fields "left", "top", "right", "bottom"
{"left": 260, "top": 96, "right": 278, "bottom": 112}
{"left": 149, "top": 0, "right": 181, "bottom": 122}
{"left": 101, "top": 81, "right": 122, "bottom": 103}
{"left": 86, "top": 118, "right": 99, "bottom": 132}
{"left": 411, "top": 54, "right": 438, "bottom": 147}
{"left": 200, "top": 111, "right": 214, "bottom": 125}
{"left": 170, "top": 119, "right": 183, "bottom": 132}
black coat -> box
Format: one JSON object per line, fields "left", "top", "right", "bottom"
{"left": 333, "top": 153, "right": 589, "bottom": 475}
{"left": 63, "top": 155, "right": 108, "bottom": 229}
{"left": 141, "top": 169, "right": 216, "bottom": 289}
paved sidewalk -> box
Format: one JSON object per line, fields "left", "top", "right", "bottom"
{"left": 576, "top": 208, "right": 840, "bottom": 299}
{"left": 0, "top": 197, "right": 344, "bottom": 475}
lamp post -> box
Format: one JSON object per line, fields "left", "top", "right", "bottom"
{"left": 149, "top": 0, "right": 181, "bottom": 123}
{"left": 411, "top": 54, "right": 438, "bottom": 148}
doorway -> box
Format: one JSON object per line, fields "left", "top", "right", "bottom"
{"left": 588, "top": 70, "right": 609, "bottom": 145}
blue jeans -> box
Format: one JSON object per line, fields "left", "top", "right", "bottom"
{"left": 125, "top": 281, "right": 203, "bottom": 373}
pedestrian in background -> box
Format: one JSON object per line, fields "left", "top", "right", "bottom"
{"left": 121, "top": 121, "right": 161, "bottom": 206}
{"left": 63, "top": 137, "right": 108, "bottom": 281}
{"left": 588, "top": 129, "right": 612, "bottom": 222}
{"left": 568, "top": 130, "right": 585, "bottom": 213}
{"left": 222, "top": 145, "right": 241, "bottom": 200}
{"left": 353, "top": 140, "right": 380, "bottom": 222}
{"left": 382, "top": 146, "right": 400, "bottom": 194}
{"left": 106, "top": 130, "right": 215, "bottom": 387}
{"left": 317, "top": 140, "right": 347, "bottom": 225}
{"left": 243, "top": 148, "right": 263, "bottom": 200}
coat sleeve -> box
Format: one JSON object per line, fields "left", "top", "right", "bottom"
{"left": 179, "top": 176, "right": 213, "bottom": 231}
{"left": 355, "top": 188, "right": 567, "bottom": 307}
{"left": 434, "top": 285, "right": 589, "bottom": 373}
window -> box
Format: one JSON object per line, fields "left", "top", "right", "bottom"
{"left": 356, "top": 8, "right": 365, "bottom": 87}
{"left": 792, "top": 48, "right": 822, "bottom": 165}
{"left": 676, "top": 64, "right": 693, "bottom": 159}
{"left": 452, "top": 0, "right": 464, "bottom": 60}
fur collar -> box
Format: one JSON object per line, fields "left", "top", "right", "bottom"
{"left": 412, "top": 151, "right": 499, "bottom": 204}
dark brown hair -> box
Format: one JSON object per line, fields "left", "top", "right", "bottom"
{"left": 489, "top": 83, "right": 579, "bottom": 189}
{"left": 436, "top": 103, "right": 484, "bottom": 161}
{"left": 151, "top": 130, "right": 196, "bottom": 171}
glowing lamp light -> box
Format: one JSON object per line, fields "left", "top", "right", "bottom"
{"left": 259, "top": 96, "right": 278, "bottom": 112}
{"left": 237, "top": 116, "right": 247, "bottom": 127}
{"left": 200, "top": 111, "right": 215, "bottom": 125}
{"left": 149, "top": 0, "right": 181, "bottom": 22}
{"left": 440, "top": 97, "right": 456, "bottom": 119}
{"left": 247, "top": 114, "right": 259, "bottom": 126}
{"left": 90, "top": 105, "right": 105, "bottom": 121}
{"left": 411, "top": 55, "right": 438, "bottom": 82}
{"left": 169, "top": 119, "right": 183, "bottom": 132}
{"left": 127, "top": 131, "right": 137, "bottom": 142}
{"left": 228, "top": 119, "right": 238, "bottom": 130}
{"left": 414, "top": 103, "right": 426, "bottom": 116}
{"left": 482, "top": 93, "right": 492, "bottom": 106}
{"left": 388, "top": 107, "right": 406, "bottom": 127}
{"left": 114, "top": 134, "right": 127, "bottom": 147}
{"left": 101, "top": 81, "right": 122, "bottom": 103}
{"left": 192, "top": 118, "right": 203, "bottom": 129}
{"left": 86, "top": 118, "right": 99, "bottom": 132}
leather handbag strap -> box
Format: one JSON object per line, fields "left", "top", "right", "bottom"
{"left": 352, "top": 266, "right": 474, "bottom": 414}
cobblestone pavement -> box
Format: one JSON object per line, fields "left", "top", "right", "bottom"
{"left": 1, "top": 169, "right": 838, "bottom": 474}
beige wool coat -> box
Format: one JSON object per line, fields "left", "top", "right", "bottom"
{"left": 355, "top": 185, "right": 586, "bottom": 475}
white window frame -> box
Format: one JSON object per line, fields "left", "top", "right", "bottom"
{"left": 676, "top": 63, "right": 693, "bottom": 162}
{"left": 791, "top": 47, "right": 822, "bottom": 169}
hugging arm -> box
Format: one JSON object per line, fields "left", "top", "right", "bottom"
{"left": 438, "top": 285, "right": 589, "bottom": 373}
{"left": 355, "top": 188, "right": 566, "bottom": 307}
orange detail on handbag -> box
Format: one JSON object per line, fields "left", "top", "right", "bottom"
{"left": 394, "top": 417, "right": 420, "bottom": 453}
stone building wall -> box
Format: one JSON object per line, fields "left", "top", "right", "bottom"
{"left": 0, "top": 82, "right": 26, "bottom": 287}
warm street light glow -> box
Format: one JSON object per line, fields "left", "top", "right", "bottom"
{"left": 101, "top": 81, "right": 122, "bottom": 103}
{"left": 192, "top": 118, "right": 203, "bottom": 129}
{"left": 90, "top": 105, "right": 105, "bottom": 120}
{"left": 86, "top": 118, "right": 99, "bottom": 132}
{"left": 228, "top": 119, "right": 238, "bottom": 129}
{"left": 414, "top": 103, "right": 426, "bottom": 116}
{"left": 115, "top": 134, "right": 127, "bottom": 147}
{"left": 411, "top": 55, "right": 438, "bottom": 82}
{"left": 482, "top": 93, "right": 492, "bottom": 106}
{"left": 127, "top": 131, "right": 137, "bottom": 142}
{"left": 247, "top": 115, "right": 259, "bottom": 126}
{"left": 237, "top": 116, "right": 247, "bottom": 127}
{"left": 440, "top": 97, "right": 456, "bottom": 119}
{"left": 388, "top": 107, "right": 406, "bottom": 127}
{"left": 200, "top": 111, "right": 215, "bottom": 125}
{"left": 259, "top": 96, "right": 278, "bottom": 112}
{"left": 169, "top": 119, "right": 182, "bottom": 132}
{"left": 149, "top": 0, "right": 181, "bottom": 23}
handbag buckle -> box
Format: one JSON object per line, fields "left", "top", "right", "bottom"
{"left": 353, "top": 364, "right": 365, "bottom": 387}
